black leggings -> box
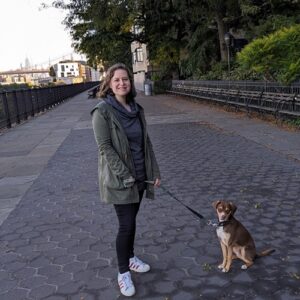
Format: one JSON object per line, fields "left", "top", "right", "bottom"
{"left": 114, "top": 190, "right": 144, "bottom": 274}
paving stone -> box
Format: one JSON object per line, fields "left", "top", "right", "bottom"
{"left": 163, "top": 268, "right": 188, "bottom": 281}
{"left": 38, "top": 265, "right": 62, "bottom": 277}
{"left": 0, "top": 270, "right": 10, "bottom": 281}
{"left": 67, "top": 245, "right": 89, "bottom": 255}
{"left": 173, "top": 291, "right": 196, "bottom": 300}
{"left": 12, "top": 267, "right": 36, "bottom": 280}
{"left": 87, "top": 258, "right": 110, "bottom": 270}
{"left": 76, "top": 251, "right": 99, "bottom": 262}
{"left": 46, "top": 272, "right": 73, "bottom": 285}
{"left": 0, "top": 253, "right": 20, "bottom": 264}
{"left": 0, "top": 288, "right": 29, "bottom": 300}
{"left": 56, "top": 280, "right": 86, "bottom": 294}
{"left": 70, "top": 293, "right": 96, "bottom": 300}
{"left": 85, "top": 277, "right": 110, "bottom": 290}
{"left": 19, "top": 275, "right": 47, "bottom": 289}
{"left": 43, "top": 296, "right": 66, "bottom": 300}
{"left": 152, "top": 280, "right": 176, "bottom": 294}
{"left": 0, "top": 278, "right": 17, "bottom": 292}
{"left": 174, "top": 257, "right": 198, "bottom": 269}
{"left": 181, "top": 278, "right": 204, "bottom": 288}
{"left": 63, "top": 261, "right": 86, "bottom": 273}
{"left": 53, "top": 254, "right": 75, "bottom": 265}
{"left": 20, "top": 251, "right": 40, "bottom": 262}
{"left": 73, "top": 269, "right": 98, "bottom": 283}
{"left": 8, "top": 238, "right": 29, "bottom": 248}
{"left": 28, "top": 284, "right": 57, "bottom": 299}
{"left": 206, "top": 275, "right": 230, "bottom": 286}
{"left": 58, "top": 239, "right": 79, "bottom": 248}
{"left": 3, "top": 260, "right": 27, "bottom": 272}
{"left": 28, "top": 255, "right": 52, "bottom": 268}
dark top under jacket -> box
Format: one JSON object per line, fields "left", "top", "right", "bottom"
{"left": 104, "top": 95, "right": 146, "bottom": 190}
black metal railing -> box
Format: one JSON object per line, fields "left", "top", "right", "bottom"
{"left": 167, "top": 80, "right": 300, "bottom": 119}
{"left": 171, "top": 80, "right": 300, "bottom": 94}
{"left": 0, "top": 82, "right": 99, "bottom": 129}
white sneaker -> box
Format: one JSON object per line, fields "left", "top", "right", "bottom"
{"left": 118, "top": 271, "right": 135, "bottom": 297}
{"left": 129, "top": 256, "right": 150, "bottom": 273}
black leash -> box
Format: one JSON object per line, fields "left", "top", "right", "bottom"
{"left": 145, "top": 181, "right": 218, "bottom": 226}
{"left": 160, "top": 185, "right": 205, "bottom": 219}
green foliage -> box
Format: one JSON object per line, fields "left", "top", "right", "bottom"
{"left": 49, "top": 66, "right": 56, "bottom": 77}
{"left": 49, "top": 0, "right": 300, "bottom": 80}
{"left": 237, "top": 24, "right": 300, "bottom": 85}
{"left": 150, "top": 43, "right": 180, "bottom": 78}
{"left": 246, "top": 15, "right": 300, "bottom": 39}
{"left": 284, "top": 118, "right": 300, "bottom": 128}
{"left": 152, "top": 80, "right": 172, "bottom": 94}
{"left": 196, "top": 62, "right": 228, "bottom": 80}
{"left": 0, "top": 83, "right": 30, "bottom": 91}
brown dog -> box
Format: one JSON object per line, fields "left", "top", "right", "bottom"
{"left": 212, "top": 200, "right": 274, "bottom": 272}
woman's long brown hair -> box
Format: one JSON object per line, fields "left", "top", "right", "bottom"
{"left": 98, "top": 63, "right": 137, "bottom": 103}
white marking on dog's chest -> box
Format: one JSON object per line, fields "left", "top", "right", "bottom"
{"left": 216, "top": 226, "right": 231, "bottom": 245}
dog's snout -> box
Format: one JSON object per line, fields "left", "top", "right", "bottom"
{"left": 219, "top": 213, "right": 226, "bottom": 221}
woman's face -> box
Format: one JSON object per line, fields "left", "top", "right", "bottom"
{"left": 109, "top": 69, "right": 131, "bottom": 99}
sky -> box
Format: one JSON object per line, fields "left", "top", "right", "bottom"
{"left": 0, "top": 0, "right": 85, "bottom": 71}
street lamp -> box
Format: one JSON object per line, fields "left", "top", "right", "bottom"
{"left": 224, "top": 32, "right": 231, "bottom": 88}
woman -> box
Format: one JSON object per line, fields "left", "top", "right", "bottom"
{"left": 91, "top": 63, "right": 161, "bottom": 297}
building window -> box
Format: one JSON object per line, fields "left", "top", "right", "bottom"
{"left": 137, "top": 48, "right": 143, "bottom": 62}
{"left": 61, "top": 65, "right": 65, "bottom": 71}
{"left": 61, "top": 72, "right": 64, "bottom": 77}
{"left": 133, "top": 25, "right": 142, "bottom": 35}
{"left": 133, "top": 47, "right": 143, "bottom": 63}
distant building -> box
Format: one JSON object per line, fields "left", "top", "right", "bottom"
{"left": 25, "top": 57, "right": 31, "bottom": 70}
{"left": 131, "top": 41, "right": 150, "bottom": 91}
{"left": 131, "top": 24, "right": 157, "bottom": 91}
{"left": 0, "top": 69, "right": 52, "bottom": 86}
{"left": 52, "top": 60, "right": 101, "bottom": 84}
{"left": 53, "top": 61, "right": 80, "bottom": 79}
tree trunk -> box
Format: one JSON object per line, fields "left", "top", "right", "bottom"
{"left": 215, "top": 14, "right": 228, "bottom": 62}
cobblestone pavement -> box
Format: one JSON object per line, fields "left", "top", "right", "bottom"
{"left": 0, "top": 92, "right": 300, "bottom": 300}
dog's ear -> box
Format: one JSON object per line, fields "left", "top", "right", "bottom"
{"left": 229, "top": 202, "right": 237, "bottom": 215}
{"left": 212, "top": 200, "right": 221, "bottom": 209}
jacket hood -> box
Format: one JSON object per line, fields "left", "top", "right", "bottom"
{"left": 104, "top": 95, "right": 139, "bottom": 119}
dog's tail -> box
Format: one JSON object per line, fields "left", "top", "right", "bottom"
{"left": 256, "top": 249, "right": 275, "bottom": 258}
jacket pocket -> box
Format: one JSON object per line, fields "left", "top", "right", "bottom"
{"left": 102, "top": 163, "right": 124, "bottom": 190}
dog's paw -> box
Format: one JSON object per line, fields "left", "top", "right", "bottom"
{"left": 241, "top": 264, "right": 248, "bottom": 270}
{"left": 222, "top": 268, "right": 229, "bottom": 273}
{"left": 218, "top": 264, "right": 224, "bottom": 269}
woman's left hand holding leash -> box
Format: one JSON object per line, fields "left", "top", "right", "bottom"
{"left": 154, "top": 178, "right": 161, "bottom": 187}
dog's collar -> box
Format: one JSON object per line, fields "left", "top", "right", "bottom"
{"left": 217, "top": 220, "right": 231, "bottom": 227}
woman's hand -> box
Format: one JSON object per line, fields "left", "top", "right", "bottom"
{"left": 154, "top": 178, "right": 161, "bottom": 187}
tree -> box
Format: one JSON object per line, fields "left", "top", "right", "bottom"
{"left": 47, "top": 0, "right": 300, "bottom": 79}
{"left": 237, "top": 24, "right": 300, "bottom": 85}
{"left": 49, "top": 66, "right": 56, "bottom": 77}
{"left": 48, "top": 0, "right": 139, "bottom": 68}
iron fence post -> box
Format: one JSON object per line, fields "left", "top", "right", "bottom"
{"left": 2, "top": 92, "right": 12, "bottom": 128}
{"left": 28, "top": 88, "right": 35, "bottom": 117}
{"left": 12, "top": 90, "right": 21, "bottom": 124}
{"left": 21, "top": 89, "right": 28, "bottom": 120}
{"left": 34, "top": 88, "right": 40, "bottom": 113}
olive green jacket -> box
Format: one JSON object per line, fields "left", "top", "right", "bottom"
{"left": 91, "top": 100, "right": 160, "bottom": 204}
